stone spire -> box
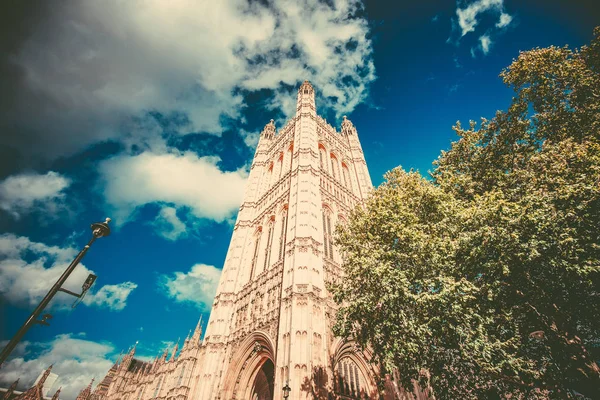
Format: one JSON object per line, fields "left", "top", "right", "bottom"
{"left": 169, "top": 339, "right": 179, "bottom": 362}
{"left": 119, "top": 341, "right": 137, "bottom": 371}
{"left": 183, "top": 329, "right": 192, "bottom": 349}
{"left": 114, "top": 350, "right": 123, "bottom": 366}
{"left": 3, "top": 378, "right": 19, "bottom": 400}
{"left": 160, "top": 347, "right": 168, "bottom": 362}
{"left": 38, "top": 365, "right": 53, "bottom": 387}
{"left": 190, "top": 316, "right": 203, "bottom": 346}
{"left": 75, "top": 379, "right": 94, "bottom": 400}
{"left": 17, "top": 364, "right": 55, "bottom": 400}
{"left": 51, "top": 387, "right": 61, "bottom": 400}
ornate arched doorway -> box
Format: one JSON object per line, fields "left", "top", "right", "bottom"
{"left": 220, "top": 331, "right": 277, "bottom": 399}
{"left": 250, "top": 358, "right": 275, "bottom": 400}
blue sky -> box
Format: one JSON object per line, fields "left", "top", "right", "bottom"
{"left": 0, "top": 0, "right": 598, "bottom": 397}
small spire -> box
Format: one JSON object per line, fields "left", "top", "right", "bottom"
{"left": 341, "top": 115, "right": 355, "bottom": 135}
{"left": 127, "top": 341, "right": 138, "bottom": 356}
{"left": 76, "top": 379, "right": 94, "bottom": 400}
{"left": 195, "top": 315, "right": 203, "bottom": 333}
{"left": 51, "top": 387, "right": 62, "bottom": 400}
{"left": 261, "top": 119, "right": 276, "bottom": 139}
{"left": 3, "top": 378, "right": 19, "bottom": 400}
{"left": 115, "top": 349, "right": 124, "bottom": 366}
{"left": 300, "top": 80, "right": 313, "bottom": 89}
{"left": 160, "top": 346, "right": 169, "bottom": 362}
{"left": 191, "top": 316, "right": 203, "bottom": 345}
{"left": 37, "top": 364, "right": 54, "bottom": 387}
{"left": 170, "top": 339, "right": 179, "bottom": 362}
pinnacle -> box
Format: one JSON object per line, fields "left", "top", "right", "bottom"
{"left": 299, "top": 80, "right": 314, "bottom": 92}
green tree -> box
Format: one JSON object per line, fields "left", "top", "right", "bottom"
{"left": 333, "top": 28, "right": 600, "bottom": 399}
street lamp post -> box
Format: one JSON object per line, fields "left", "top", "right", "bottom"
{"left": 282, "top": 382, "right": 291, "bottom": 399}
{"left": 0, "top": 218, "right": 112, "bottom": 368}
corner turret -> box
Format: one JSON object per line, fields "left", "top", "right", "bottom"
{"left": 341, "top": 115, "right": 357, "bottom": 136}
{"left": 296, "top": 80, "right": 316, "bottom": 115}
{"left": 260, "top": 119, "right": 276, "bottom": 140}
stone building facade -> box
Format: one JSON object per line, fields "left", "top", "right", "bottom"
{"left": 88, "top": 82, "right": 425, "bottom": 400}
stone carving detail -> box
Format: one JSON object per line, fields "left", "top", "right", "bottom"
{"left": 251, "top": 341, "right": 262, "bottom": 356}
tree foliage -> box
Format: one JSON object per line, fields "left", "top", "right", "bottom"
{"left": 332, "top": 28, "right": 600, "bottom": 399}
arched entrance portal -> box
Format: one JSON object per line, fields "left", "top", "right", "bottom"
{"left": 221, "top": 331, "right": 277, "bottom": 399}
{"left": 250, "top": 359, "right": 275, "bottom": 400}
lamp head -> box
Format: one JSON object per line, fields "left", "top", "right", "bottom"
{"left": 91, "top": 218, "right": 112, "bottom": 237}
{"left": 82, "top": 274, "right": 97, "bottom": 292}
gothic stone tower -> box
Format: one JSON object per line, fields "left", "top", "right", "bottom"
{"left": 196, "top": 81, "right": 378, "bottom": 399}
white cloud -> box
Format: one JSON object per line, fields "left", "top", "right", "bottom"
{"left": 4, "top": 0, "right": 375, "bottom": 161}
{"left": 152, "top": 206, "right": 188, "bottom": 241}
{"left": 239, "top": 129, "right": 260, "bottom": 150}
{"left": 0, "top": 234, "right": 136, "bottom": 311}
{"left": 0, "top": 171, "right": 70, "bottom": 218}
{"left": 100, "top": 151, "right": 247, "bottom": 226}
{"left": 449, "top": 0, "right": 513, "bottom": 57}
{"left": 456, "top": 0, "right": 504, "bottom": 37}
{"left": 158, "top": 263, "right": 221, "bottom": 309}
{"left": 496, "top": 12, "right": 513, "bottom": 28}
{"left": 479, "top": 34, "right": 492, "bottom": 54}
{"left": 83, "top": 282, "right": 138, "bottom": 311}
{"left": 0, "top": 334, "right": 115, "bottom": 400}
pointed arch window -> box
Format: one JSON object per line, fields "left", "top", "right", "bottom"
{"left": 250, "top": 228, "right": 262, "bottom": 280}
{"left": 263, "top": 218, "right": 275, "bottom": 271}
{"left": 153, "top": 376, "right": 163, "bottom": 398}
{"left": 267, "top": 163, "right": 274, "bottom": 189}
{"left": 177, "top": 363, "right": 186, "bottom": 387}
{"left": 319, "top": 145, "right": 327, "bottom": 171}
{"left": 342, "top": 163, "right": 352, "bottom": 190}
{"left": 136, "top": 386, "right": 145, "bottom": 400}
{"left": 336, "top": 358, "right": 362, "bottom": 398}
{"left": 278, "top": 152, "right": 284, "bottom": 180}
{"left": 330, "top": 154, "right": 339, "bottom": 179}
{"left": 322, "top": 208, "right": 333, "bottom": 260}
{"left": 288, "top": 144, "right": 294, "bottom": 171}
{"left": 278, "top": 209, "right": 288, "bottom": 260}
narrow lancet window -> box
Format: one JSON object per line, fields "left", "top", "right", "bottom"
{"left": 263, "top": 220, "right": 274, "bottom": 271}
{"left": 322, "top": 210, "right": 329, "bottom": 259}
{"left": 136, "top": 386, "right": 145, "bottom": 400}
{"left": 322, "top": 209, "right": 334, "bottom": 260}
{"left": 153, "top": 376, "right": 163, "bottom": 398}
{"left": 250, "top": 230, "right": 262, "bottom": 280}
{"left": 278, "top": 211, "right": 288, "bottom": 260}
{"left": 177, "top": 364, "right": 186, "bottom": 387}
